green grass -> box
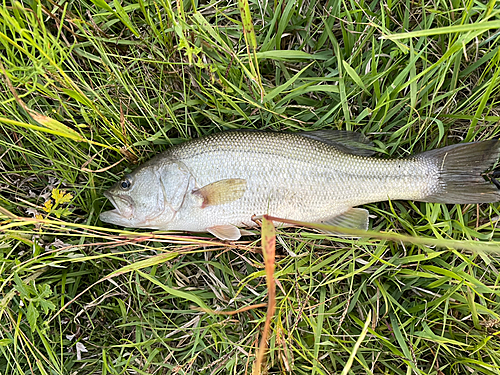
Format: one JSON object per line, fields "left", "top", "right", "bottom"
{"left": 1, "top": 0, "right": 500, "bottom": 374}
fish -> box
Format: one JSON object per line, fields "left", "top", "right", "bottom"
{"left": 100, "top": 130, "right": 500, "bottom": 240}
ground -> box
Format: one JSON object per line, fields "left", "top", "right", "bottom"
{"left": 1, "top": 0, "right": 500, "bottom": 374}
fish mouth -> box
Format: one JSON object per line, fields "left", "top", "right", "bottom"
{"left": 100, "top": 192, "right": 134, "bottom": 224}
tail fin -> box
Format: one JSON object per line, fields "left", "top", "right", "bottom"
{"left": 420, "top": 139, "right": 500, "bottom": 204}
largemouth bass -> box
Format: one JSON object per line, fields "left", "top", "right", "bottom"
{"left": 100, "top": 130, "right": 500, "bottom": 240}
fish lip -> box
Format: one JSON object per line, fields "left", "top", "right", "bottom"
{"left": 99, "top": 208, "right": 122, "bottom": 224}
{"left": 103, "top": 191, "right": 117, "bottom": 210}
{"left": 103, "top": 190, "right": 115, "bottom": 203}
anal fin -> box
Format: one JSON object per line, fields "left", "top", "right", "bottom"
{"left": 320, "top": 208, "right": 369, "bottom": 236}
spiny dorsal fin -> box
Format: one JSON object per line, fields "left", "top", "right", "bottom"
{"left": 298, "top": 130, "right": 376, "bottom": 156}
{"left": 193, "top": 178, "right": 247, "bottom": 208}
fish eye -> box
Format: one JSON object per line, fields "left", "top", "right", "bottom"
{"left": 120, "top": 179, "right": 131, "bottom": 190}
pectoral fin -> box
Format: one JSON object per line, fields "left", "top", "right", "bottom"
{"left": 320, "top": 208, "right": 369, "bottom": 236}
{"left": 208, "top": 224, "right": 242, "bottom": 241}
{"left": 193, "top": 178, "right": 247, "bottom": 208}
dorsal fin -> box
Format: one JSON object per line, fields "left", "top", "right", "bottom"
{"left": 298, "top": 130, "right": 376, "bottom": 156}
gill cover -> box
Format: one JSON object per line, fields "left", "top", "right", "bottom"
{"left": 156, "top": 161, "right": 193, "bottom": 216}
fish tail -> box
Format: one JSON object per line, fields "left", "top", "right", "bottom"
{"left": 420, "top": 139, "right": 500, "bottom": 204}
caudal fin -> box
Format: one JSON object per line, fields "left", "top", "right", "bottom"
{"left": 420, "top": 139, "right": 500, "bottom": 204}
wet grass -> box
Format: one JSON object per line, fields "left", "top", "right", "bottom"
{"left": 1, "top": 0, "right": 500, "bottom": 374}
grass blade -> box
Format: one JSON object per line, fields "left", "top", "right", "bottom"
{"left": 340, "top": 311, "right": 372, "bottom": 375}
{"left": 383, "top": 20, "right": 500, "bottom": 39}
{"left": 253, "top": 216, "right": 276, "bottom": 374}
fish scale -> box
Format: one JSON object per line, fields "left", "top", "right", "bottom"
{"left": 100, "top": 130, "right": 500, "bottom": 240}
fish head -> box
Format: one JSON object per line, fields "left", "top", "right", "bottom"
{"left": 100, "top": 160, "right": 193, "bottom": 229}
{"left": 100, "top": 166, "right": 169, "bottom": 228}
